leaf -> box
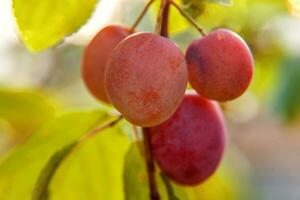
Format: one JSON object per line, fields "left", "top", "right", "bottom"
{"left": 0, "top": 110, "right": 108, "bottom": 200}
{"left": 32, "top": 116, "right": 129, "bottom": 200}
{"left": 272, "top": 57, "right": 300, "bottom": 121}
{"left": 48, "top": 119, "right": 131, "bottom": 200}
{"left": 181, "top": 0, "right": 206, "bottom": 18}
{"left": 124, "top": 144, "right": 189, "bottom": 200}
{"left": 32, "top": 142, "right": 77, "bottom": 200}
{"left": 12, "top": 0, "right": 98, "bottom": 51}
{"left": 124, "top": 143, "right": 149, "bottom": 200}
{"left": 198, "top": 0, "right": 247, "bottom": 31}
{"left": 0, "top": 89, "right": 55, "bottom": 137}
{"left": 161, "top": 173, "right": 180, "bottom": 200}
{"left": 180, "top": 0, "right": 231, "bottom": 18}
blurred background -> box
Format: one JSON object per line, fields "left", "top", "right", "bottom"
{"left": 0, "top": 0, "right": 300, "bottom": 199}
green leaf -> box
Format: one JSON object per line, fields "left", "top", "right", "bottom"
{"left": 124, "top": 143, "right": 149, "bottom": 200}
{"left": 181, "top": 0, "right": 206, "bottom": 18}
{"left": 32, "top": 142, "right": 77, "bottom": 200}
{"left": 161, "top": 173, "right": 180, "bottom": 200}
{"left": 12, "top": 0, "right": 98, "bottom": 51}
{"left": 0, "top": 89, "right": 55, "bottom": 137}
{"left": 272, "top": 57, "right": 300, "bottom": 121}
{"left": 180, "top": 0, "right": 231, "bottom": 19}
{"left": 31, "top": 116, "right": 129, "bottom": 200}
{"left": 124, "top": 144, "right": 189, "bottom": 200}
{"left": 198, "top": 0, "right": 247, "bottom": 31}
{"left": 0, "top": 110, "right": 108, "bottom": 200}
{"left": 48, "top": 119, "right": 131, "bottom": 200}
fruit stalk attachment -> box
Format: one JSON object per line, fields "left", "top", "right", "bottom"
{"left": 160, "top": 0, "right": 170, "bottom": 37}
{"left": 155, "top": 0, "right": 169, "bottom": 35}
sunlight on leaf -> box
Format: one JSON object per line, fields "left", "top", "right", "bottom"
{"left": 0, "top": 89, "right": 55, "bottom": 138}
{"left": 0, "top": 110, "right": 108, "bottom": 200}
{"left": 48, "top": 120, "right": 131, "bottom": 200}
{"left": 12, "top": 0, "right": 98, "bottom": 51}
{"left": 32, "top": 142, "right": 77, "bottom": 200}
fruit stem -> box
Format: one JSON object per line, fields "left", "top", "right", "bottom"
{"left": 130, "top": 0, "right": 156, "bottom": 32}
{"left": 169, "top": 0, "right": 206, "bottom": 36}
{"left": 143, "top": 128, "right": 160, "bottom": 200}
{"left": 160, "top": 1, "right": 170, "bottom": 37}
{"left": 155, "top": 0, "right": 169, "bottom": 35}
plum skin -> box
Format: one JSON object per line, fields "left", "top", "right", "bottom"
{"left": 81, "top": 25, "right": 132, "bottom": 103}
{"left": 186, "top": 29, "right": 254, "bottom": 101}
{"left": 105, "top": 32, "right": 188, "bottom": 127}
{"left": 150, "top": 94, "right": 226, "bottom": 185}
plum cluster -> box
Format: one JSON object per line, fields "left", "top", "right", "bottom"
{"left": 81, "top": 25, "right": 254, "bottom": 185}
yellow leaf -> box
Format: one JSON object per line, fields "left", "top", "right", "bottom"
{"left": 13, "top": 0, "right": 98, "bottom": 51}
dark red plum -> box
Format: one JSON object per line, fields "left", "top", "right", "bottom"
{"left": 150, "top": 94, "right": 226, "bottom": 185}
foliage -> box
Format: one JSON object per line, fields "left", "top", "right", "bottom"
{"left": 272, "top": 57, "right": 300, "bottom": 121}
{"left": 0, "top": 110, "right": 110, "bottom": 199}
{"left": 0, "top": 89, "right": 55, "bottom": 138}
{"left": 0, "top": 0, "right": 299, "bottom": 199}
{"left": 13, "top": 0, "right": 98, "bottom": 51}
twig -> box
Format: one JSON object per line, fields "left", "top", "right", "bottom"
{"left": 143, "top": 128, "right": 160, "bottom": 200}
{"left": 169, "top": 0, "right": 206, "bottom": 36}
{"left": 130, "top": 0, "right": 156, "bottom": 32}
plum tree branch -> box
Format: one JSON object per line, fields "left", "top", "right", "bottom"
{"left": 143, "top": 128, "right": 160, "bottom": 200}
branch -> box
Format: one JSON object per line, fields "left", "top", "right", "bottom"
{"left": 143, "top": 128, "right": 160, "bottom": 200}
